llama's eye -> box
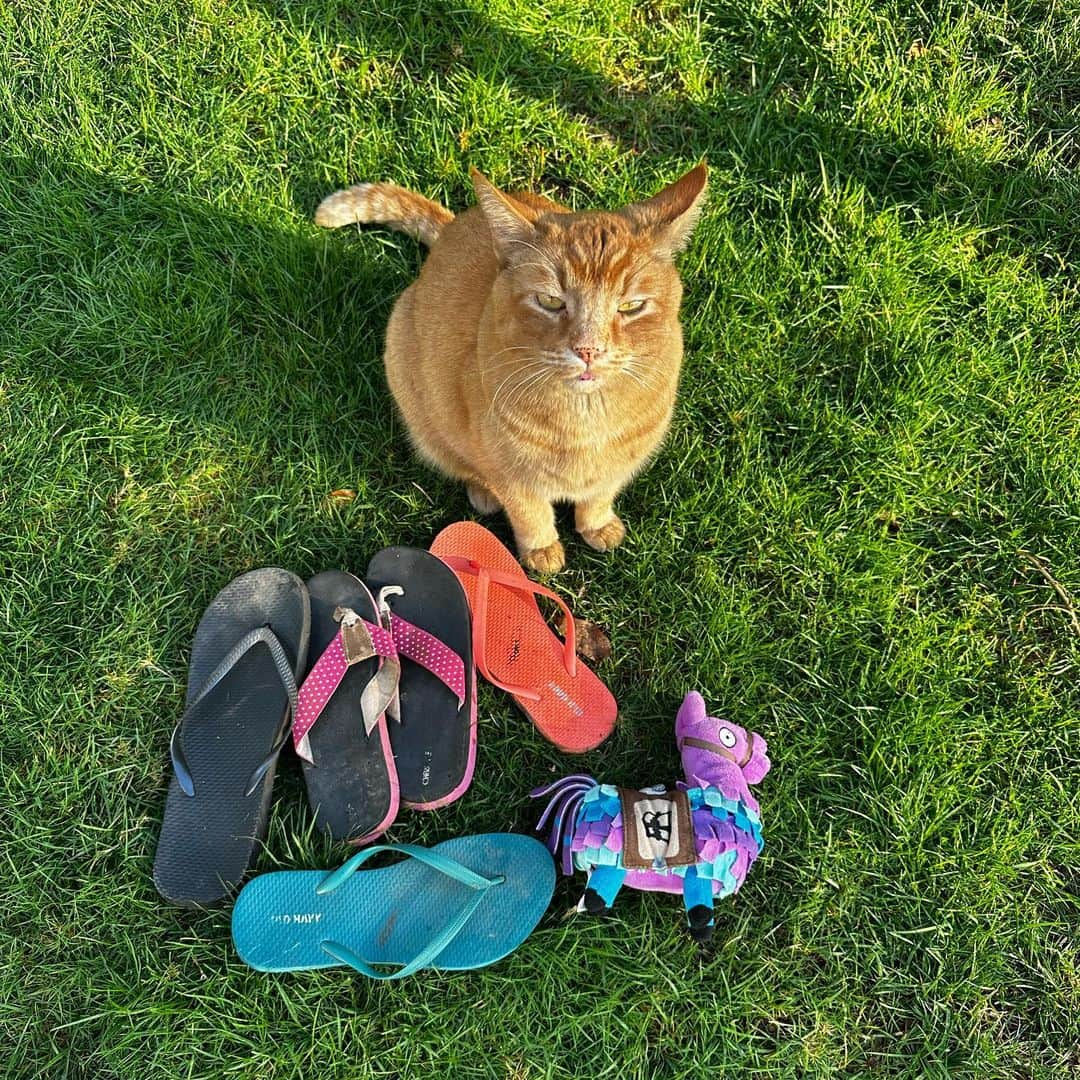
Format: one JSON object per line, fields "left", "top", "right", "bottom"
{"left": 536, "top": 293, "right": 565, "bottom": 311}
{"left": 617, "top": 299, "right": 646, "bottom": 314}
{"left": 718, "top": 727, "right": 737, "bottom": 748}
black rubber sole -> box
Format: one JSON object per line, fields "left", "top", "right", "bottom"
{"left": 153, "top": 568, "right": 310, "bottom": 908}
{"left": 366, "top": 547, "right": 475, "bottom": 808}
{"left": 300, "top": 571, "right": 398, "bottom": 843}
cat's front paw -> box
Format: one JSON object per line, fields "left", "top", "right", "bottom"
{"left": 579, "top": 516, "right": 625, "bottom": 552}
{"left": 521, "top": 539, "right": 566, "bottom": 574}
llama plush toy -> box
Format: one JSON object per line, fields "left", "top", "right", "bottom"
{"left": 531, "top": 691, "right": 770, "bottom": 942}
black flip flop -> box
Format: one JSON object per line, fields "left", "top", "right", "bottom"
{"left": 293, "top": 571, "right": 400, "bottom": 844}
{"left": 366, "top": 547, "right": 476, "bottom": 809}
{"left": 152, "top": 568, "right": 310, "bottom": 908}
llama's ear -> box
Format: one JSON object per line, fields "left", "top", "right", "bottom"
{"left": 622, "top": 163, "right": 708, "bottom": 256}
{"left": 471, "top": 169, "right": 538, "bottom": 260}
{"left": 676, "top": 691, "right": 707, "bottom": 730}
{"left": 742, "top": 734, "right": 771, "bottom": 785}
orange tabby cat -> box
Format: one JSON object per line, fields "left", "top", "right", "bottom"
{"left": 316, "top": 165, "right": 707, "bottom": 572}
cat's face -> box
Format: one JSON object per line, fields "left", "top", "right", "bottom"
{"left": 475, "top": 167, "right": 707, "bottom": 397}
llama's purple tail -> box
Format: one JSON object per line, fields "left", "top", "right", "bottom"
{"left": 530, "top": 774, "right": 597, "bottom": 875}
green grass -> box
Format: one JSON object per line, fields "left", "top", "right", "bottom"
{"left": 2, "top": 0, "right": 1079, "bottom": 1075}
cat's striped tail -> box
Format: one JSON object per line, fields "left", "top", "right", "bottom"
{"left": 314, "top": 182, "right": 455, "bottom": 247}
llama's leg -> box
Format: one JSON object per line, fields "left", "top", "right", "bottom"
{"left": 580, "top": 866, "right": 626, "bottom": 915}
{"left": 682, "top": 867, "right": 714, "bottom": 943}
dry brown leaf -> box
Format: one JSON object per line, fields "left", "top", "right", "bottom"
{"left": 327, "top": 488, "right": 356, "bottom": 506}
{"left": 876, "top": 509, "right": 901, "bottom": 534}
{"left": 559, "top": 615, "right": 612, "bottom": 662}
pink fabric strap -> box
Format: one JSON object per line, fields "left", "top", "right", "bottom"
{"left": 293, "top": 609, "right": 397, "bottom": 763}
{"left": 389, "top": 612, "right": 466, "bottom": 707}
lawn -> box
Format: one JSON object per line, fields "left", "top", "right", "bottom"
{"left": 2, "top": 0, "right": 1079, "bottom": 1076}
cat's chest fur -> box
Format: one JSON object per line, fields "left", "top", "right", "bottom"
{"left": 487, "top": 387, "right": 675, "bottom": 500}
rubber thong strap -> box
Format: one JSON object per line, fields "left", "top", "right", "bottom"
{"left": 439, "top": 555, "right": 576, "bottom": 702}
{"left": 315, "top": 844, "right": 505, "bottom": 980}
{"left": 170, "top": 624, "right": 298, "bottom": 798}
{"left": 293, "top": 609, "right": 398, "bottom": 763}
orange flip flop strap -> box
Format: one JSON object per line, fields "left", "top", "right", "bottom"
{"left": 439, "top": 555, "right": 577, "bottom": 701}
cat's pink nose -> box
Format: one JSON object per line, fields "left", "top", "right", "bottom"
{"left": 573, "top": 345, "right": 604, "bottom": 367}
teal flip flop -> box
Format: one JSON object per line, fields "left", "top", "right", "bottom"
{"left": 231, "top": 834, "right": 554, "bottom": 978}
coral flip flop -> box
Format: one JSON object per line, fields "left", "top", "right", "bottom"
{"left": 153, "top": 567, "right": 310, "bottom": 907}
{"left": 293, "top": 571, "right": 400, "bottom": 845}
{"left": 430, "top": 522, "right": 617, "bottom": 753}
{"left": 231, "top": 834, "right": 555, "bottom": 977}
{"left": 365, "top": 547, "right": 476, "bottom": 809}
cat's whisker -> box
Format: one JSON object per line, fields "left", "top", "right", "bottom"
{"left": 481, "top": 357, "right": 553, "bottom": 394}
{"left": 505, "top": 369, "right": 553, "bottom": 414}
{"left": 487, "top": 344, "right": 562, "bottom": 362}
{"left": 621, "top": 363, "right": 660, "bottom": 392}
{"left": 487, "top": 377, "right": 518, "bottom": 418}
{"left": 506, "top": 239, "right": 558, "bottom": 269}
{"left": 623, "top": 357, "right": 659, "bottom": 378}
{"left": 482, "top": 357, "right": 541, "bottom": 380}
{"left": 483, "top": 351, "right": 562, "bottom": 374}
{"left": 512, "top": 364, "right": 553, "bottom": 395}
{"left": 501, "top": 362, "right": 554, "bottom": 407}
{"left": 488, "top": 362, "right": 552, "bottom": 417}
{"left": 512, "top": 262, "right": 560, "bottom": 275}
{"left": 486, "top": 345, "right": 563, "bottom": 361}
{"left": 488, "top": 367, "right": 544, "bottom": 401}
{"left": 622, "top": 371, "right": 654, "bottom": 392}
{"left": 624, "top": 250, "right": 661, "bottom": 283}
{"left": 485, "top": 345, "right": 534, "bottom": 363}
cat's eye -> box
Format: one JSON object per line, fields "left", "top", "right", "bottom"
{"left": 617, "top": 299, "right": 646, "bottom": 314}
{"left": 536, "top": 293, "right": 565, "bottom": 312}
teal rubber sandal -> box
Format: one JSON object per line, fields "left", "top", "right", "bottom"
{"left": 231, "top": 834, "right": 554, "bottom": 977}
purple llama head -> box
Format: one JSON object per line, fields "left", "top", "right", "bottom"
{"left": 675, "top": 691, "right": 771, "bottom": 812}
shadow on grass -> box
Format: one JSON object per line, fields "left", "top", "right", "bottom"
{"left": 7, "top": 1, "right": 1074, "bottom": 459}
{"left": 2, "top": 148, "right": 416, "bottom": 464}
{"left": 261, "top": 0, "right": 1077, "bottom": 269}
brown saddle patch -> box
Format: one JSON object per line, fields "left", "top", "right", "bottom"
{"left": 618, "top": 788, "right": 695, "bottom": 870}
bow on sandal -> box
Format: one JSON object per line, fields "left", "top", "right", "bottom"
{"left": 294, "top": 571, "right": 402, "bottom": 845}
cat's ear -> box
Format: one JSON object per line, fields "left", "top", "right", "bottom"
{"left": 471, "top": 169, "right": 538, "bottom": 259}
{"left": 622, "top": 163, "right": 708, "bottom": 256}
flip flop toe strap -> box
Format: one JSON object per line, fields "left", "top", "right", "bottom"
{"left": 439, "top": 555, "right": 577, "bottom": 702}
{"left": 293, "top": 608, "right": 398, "bottom": 764}
{"left": 315, "top": 844, "right": 505, "bottom": 979}
{"left": 388, "top": 613, "right": 466, "bottom": 708}
{"left": 170, "top": 624, "right": 299, "bottom": 798}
